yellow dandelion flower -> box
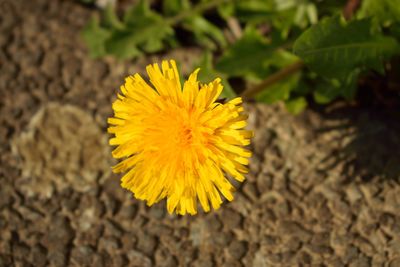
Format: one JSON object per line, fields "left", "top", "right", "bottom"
{"left": 108, "top": 60, "right": 253, "bottom": 215}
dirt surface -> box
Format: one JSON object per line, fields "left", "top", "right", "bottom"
{"left": 1, "top": 0, "right": 400, "bottom": 266}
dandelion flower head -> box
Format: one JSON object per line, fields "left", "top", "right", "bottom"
{"left": 108, "top": 60, "right": 252, "bottom": 215}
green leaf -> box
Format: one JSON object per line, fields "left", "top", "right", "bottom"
{"left": 104, "top": 31, "right": 142, "bottom": 59}
{"left": 315, "top": 0, "right": 346, "bottom": 15}
{"left": 234, "top": 0, "right": 276, "bottom": 23}
{"left": 105, "top": 23, "right": 173, "bottom": 59}
{"left": 215, "top": 27, "right": 276, "bottom": 79}
{"left": 263, "top": 49, "right": 300, "bottom": 69}
{"left": 231, "top": 0, "right": 295, "bottom": 37}
{"left": 123, "top": 0, "right": 172, "bottom": 31}
{"left": 313, "top": 69, "right": 359, "bottom": 103}
{"left": 102, "top": 0, "right": 174, "bottom": 59}
{"left": 313, "top": 79, "right": 340, "bottom": 104}
{"left": 103, "top": 5, "right": 125, "bottom": 30}
{"left": 293, "top": 17, "right": 400, "bottom": 79}
{"left": 275, "top": 0, "right": 319, "bottom": 28}
{"left": 81, "top": 16, "right": 111, "bottom": 58}
{"left": 340, "top": 69, "right": 360, "bottom": 99}
{"left": 255, "top": 71, "right": 301, "bottom": 103}
{"left": 217, "top": 2, "right": 235, "bottom": 20}
{"left": 229, "top": 0, "right": 317, "bottom": 42}
{"left": 306, "top": 3, "right": 318, "bottom": 25}
{"left": 182, "top": 16, "right": 227, "bottom": 50}
{"left": 294, "top": 3, "right": 318, "bottom": 28}
{"left": 162, "top": 0, "right": 226, "bottom": 50}
{"left": 196, "top": 52, "right": 236, "bottom": 99}
{"left": 253, "top": 50, "right": 302, "bottom": 105}
{"left": 291, "top": 78, "right": 311, "bottom": 95}
{"left": 81, "top": 0, "right": 175, "bottom": 60}
{"left": 123, "top": 0, "right": 158, "bottom": 27}
{"left": 285, "top": 97, "right": 307, "bottom": 114}
{"left": 163, "top": 0, "right": 191, "bottom": 16}
{"left": 389, "top": 22, "right": 400, "bottom": 42}
{"left": 358, "top": 0, "right": 400, "bottom": 27}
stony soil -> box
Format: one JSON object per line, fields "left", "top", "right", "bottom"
{"left": 1, "top": 0, "right": 400, "bottom": 266}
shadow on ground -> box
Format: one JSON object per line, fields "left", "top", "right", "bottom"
{"left": 316, "top": 105, "right": 400, "bottom": 182}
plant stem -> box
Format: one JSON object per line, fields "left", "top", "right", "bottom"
{"left": 165, "top": 0, "right": 231, "bottom": 25}
{"left": 343, "top": 0, "right": 361, "bottom": 20}
{"left": 241, "top": 61, "right": 305, "bottom": 99}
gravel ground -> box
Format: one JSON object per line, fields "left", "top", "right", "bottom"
{"left": 1, "top": 0, "right": 400, "bottom": 266}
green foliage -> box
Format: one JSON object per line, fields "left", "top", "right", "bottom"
{"left": 81, "top": 0, "right": 227, "bottom": 60}
{"left": 112, "top": 1, "right": 173, "bottom": 56}
{"left": 163, "top": 0, "right": 226, "bottom": 50}
{"left": 81, "top": 16, "right": 111, "bottom": 58}
{"left": 196, "top": 52, "right": 236, "bottom": 99}
{"left": 255, "top": 72, "right": 301, "bottom": 104}
{"left": 215, "top": 27, "right": 304, "bottom": 109}
{"left": 358, "top": 0, "right": 400, "bottom": 27}
{"left": 81, "top": 0, "right": 400, "bottom": 114}
{"left": 215, "top": 27, "right": 276, "bottom": 79}
{"left": 294, "top": 17, "right": 399, "bottom": 100}
{"left": 221, "top": 0, "right": 319, "bottom": 38}
{"left": 227, "top": 0, "right": 275, "bottom": 24}
{"left": 285, "top": 97, "right": 307, "bottom": 115}
{"left": 81, "top": 2, "right": 173, "bottom": 59}
{"left": 294, "top": 17, "right": 399, "bottom": 78}
{"left": 275, "top": 0, "right": 319, "bottom": 28}
{"left": 182, "top": 16, "right": 226, "bottom": 50}
{"left": 253, "top": 50, "right": 302, "bottom": 105}
{"left": 312, "top": 71, "right": 360, "bottom": 103}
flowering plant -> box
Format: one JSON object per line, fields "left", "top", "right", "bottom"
{"left": 108, "top": 60, "right": 252, "bottom": 215}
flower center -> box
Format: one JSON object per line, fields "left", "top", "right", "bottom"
{"left": 167, "top": 115, "right": 198, "bottom": 149}
{"left": 181, "top": 127, "right": 193, "bottom": 143}
{"left": 144, "top": 104, "right": 206, "bottom": 154}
